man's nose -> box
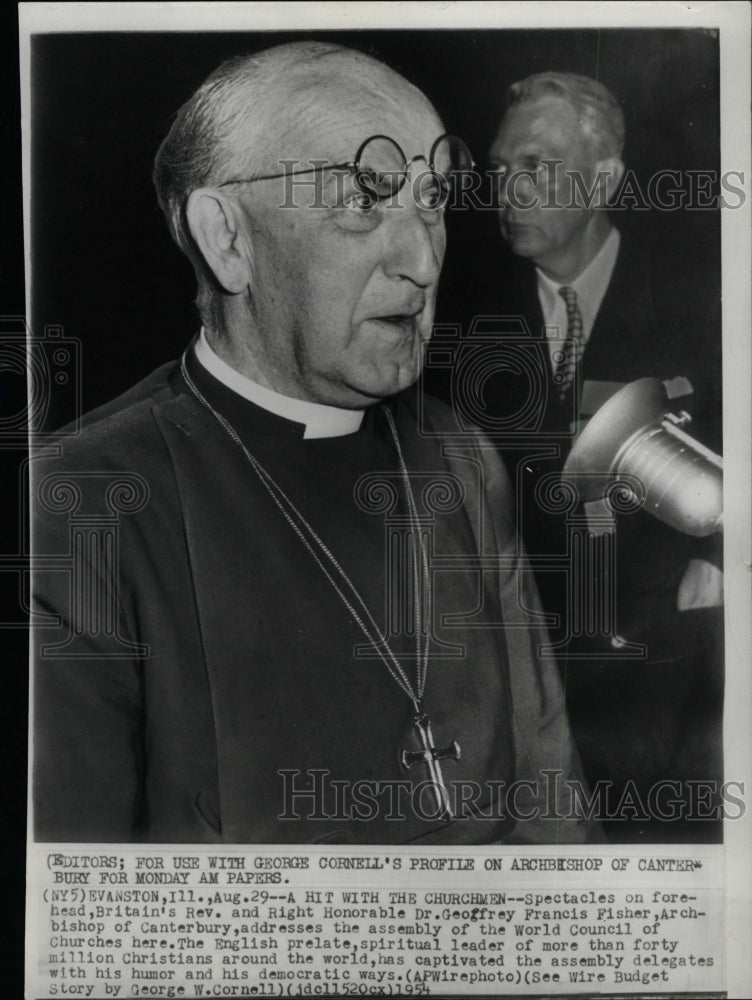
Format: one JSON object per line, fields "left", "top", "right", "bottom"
{"left": 496, "top": 172, "right": 513, "bottom": 209}
{"left": 382, "top": 199, "right": 444, "bottom": 286}
{"left": 497, "top": 170, "right": 538, "bottom": 212}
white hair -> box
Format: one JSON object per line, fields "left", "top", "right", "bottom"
{"left": 505, "top": 71, "right": 625, "bottom": 158}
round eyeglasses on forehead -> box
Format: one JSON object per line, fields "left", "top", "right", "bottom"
{"left": 217, "top": 133, "right": 476, "bottom": 208}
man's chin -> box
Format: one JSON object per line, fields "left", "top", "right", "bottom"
{"left": 503, "top": 227, "right": 544, "bottom": 260}
{"left": 349, "top": 361, "right": 423, "bottom": 406}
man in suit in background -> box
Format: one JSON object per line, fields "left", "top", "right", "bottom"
{"left": 481, "top": 72, "right": 723, "bottom": 839}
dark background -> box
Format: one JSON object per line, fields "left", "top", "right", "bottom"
{"left": 11, "top": 24, "right": 721, "bottom": 995}
{"left": 29, "top": 28, "right": 720, "bottom": 427}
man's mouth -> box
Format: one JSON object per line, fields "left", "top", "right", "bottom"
{"left": 503, "top": 220, "right": 542, "bottom": 243}
{"left": 504, "top": 220, "right": 532, "bottom": 233}
{"left": 371, "top": 304, "right": 425, "bottom": 330}
{"left": 379, "top": 313, "right": 417, "bottom": 328}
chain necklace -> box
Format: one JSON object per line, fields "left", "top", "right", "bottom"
{"left": 180, "top": 351, "right": 461, "bottom": 820}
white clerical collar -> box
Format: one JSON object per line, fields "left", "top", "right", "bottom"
{"left": 194, "top": 329, "right": 365, "bottom": 439}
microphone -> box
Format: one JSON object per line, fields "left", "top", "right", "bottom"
{"left": 562, "top": 378, "right": 722, "bottom": 537}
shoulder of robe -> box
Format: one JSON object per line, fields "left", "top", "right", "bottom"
{"left": 34, "top": 359, "right": 200, "bottom": 471}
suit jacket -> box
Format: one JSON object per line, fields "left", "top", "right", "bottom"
{"left": 494, "top": 230, "right": 722, "bottom": 447}
{"left": 32, "top": 352, "right": 597, "bottom": 845}
{"left": 448, "top": 230, "right": 723, "bottom": 654}
{"left": 425, "top": 229, "right": 724, "bottom": 836}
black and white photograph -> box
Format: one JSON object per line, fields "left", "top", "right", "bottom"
{"left": 16, "top": 2, "right": 751, "bottom": 998}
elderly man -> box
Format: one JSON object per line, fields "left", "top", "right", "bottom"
{"left": 477, "top": 72, "right": 723, "bottom": 836}
{"left": 32, "top": 44, "right": 596, "bottom": 845}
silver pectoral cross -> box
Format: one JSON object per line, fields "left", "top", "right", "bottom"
{"left": 399, "top": 712, "right": 461, "bottom": 822}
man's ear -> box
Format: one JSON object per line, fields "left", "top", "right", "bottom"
{"left": 185, "top": 189, "right": 253, "bottom": 295}
{"left": 594, "top": 157, "right": 626, "bottom": 206}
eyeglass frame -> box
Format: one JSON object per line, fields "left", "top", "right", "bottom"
{"left": 215, "top": 132, "right": 476, "bottom": 205}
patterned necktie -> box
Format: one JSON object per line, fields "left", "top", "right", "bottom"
{"left": 554, "top": 285, "right": 585, "bottom": 400}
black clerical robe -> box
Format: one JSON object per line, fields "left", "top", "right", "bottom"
{"left": 32, "top": 345, "right": 597, "bottom": 844}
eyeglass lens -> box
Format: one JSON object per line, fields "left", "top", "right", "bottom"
{"left": 354, "top": 136, "right": 407, "bottom": 199}
{"left": 353, "top": 134, "right": 475, "bottom": 202}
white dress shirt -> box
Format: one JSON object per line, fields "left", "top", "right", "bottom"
{"left": 536, "top": 227, "right": 621, "bottom": 372}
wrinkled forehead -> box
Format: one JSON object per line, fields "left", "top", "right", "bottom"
{"left": 491, "top": 95, "right": 588, "bottom": 159}
{"left": 243, "top": 55, "right": 445, "bottom": 171}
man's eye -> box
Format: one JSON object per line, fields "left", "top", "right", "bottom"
{"left": 324, "top": 170, "right": 378, "bottom": 212}
{"left": 522, "top": 157, "right": 543, "bottom": 173}
{"left": 343, "top": 189, "right": 378, "bottom": 212}
{"left": 415, "top": 175, "right": 448, "bottom": 211}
